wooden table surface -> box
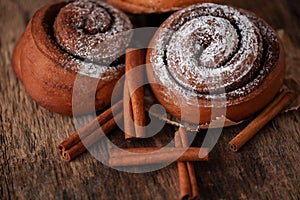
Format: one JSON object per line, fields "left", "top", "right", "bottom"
{"left": 1, "top": 0, "right": 300, "bottom": 199}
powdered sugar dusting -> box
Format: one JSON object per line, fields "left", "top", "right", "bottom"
{"left": 149, "top": 3, "right": 280, "bottom": 106}
{"left": 53, "top": 0, "right": 132, "bottom": 78}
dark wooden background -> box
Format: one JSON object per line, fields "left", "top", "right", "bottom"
{"left": 1, "top": 0, "right": 299, "bottom": 199}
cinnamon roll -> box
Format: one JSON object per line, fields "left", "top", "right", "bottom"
{"left": 12, "top": 0, "right": 133, "bottom": 115}
{"left": 108, "top": 0, "right": 220, "bottom": 14}
{"left": 108, "top": 0, "right": 220, "bottom": 28}
{"left": 146, "top": 3, "right": 285, "bottom": 124}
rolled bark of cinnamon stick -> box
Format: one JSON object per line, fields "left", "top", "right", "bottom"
{"left": 175, "top": 130, "right": 191, "bottom": 200}
{"left": 62, "top": 112, "right": 123, "bottom": 162}
{"left": 124, "top": 81, "right": 136, "bottom": 140}
{"left": 109, "top": 147, "right": 209, "bottom": 167}
{"left": 110, "top": 147, "right": 163, "bottom": 157}
{"left": 178, "top": 128, "right": 199, "bottom": 199}
{"left": 186, "top": 162, "right": 198, "bottom": 200}
{"left": 125, "top": 48, "right": 146, "bottom": 138}
{"left": 229, "top": 89, "right": 295, "bottom": 152}
{"left": 58, "top": 100, "right": 123, "bottom": 153}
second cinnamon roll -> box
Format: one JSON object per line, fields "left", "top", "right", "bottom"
{"left": 146, "top": 3, "right": 285, "bottom": 124}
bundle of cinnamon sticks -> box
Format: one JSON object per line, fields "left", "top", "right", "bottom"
{"left": 123, "top": 49, "right": 146, "bottom": 139}
{"left": 58, "top": 48, "right": 295, "bottom": 200}
{"left": 58, "top": 100, "right": 123, "bottom": 162}
{"left": 175, "top": 128, "right": 200, "bottom": 200}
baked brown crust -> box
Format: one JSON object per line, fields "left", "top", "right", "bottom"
{"left": 146, "top": 3, "right": 285, "bottom": 124}
{"left": 108, "top": 0, "right": 220, "bottom": 14}
{"left": 12, "top": 1, "right": 132, "bottom": 116}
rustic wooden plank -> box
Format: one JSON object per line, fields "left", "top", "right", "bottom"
{"left": 0, "top": 0, "right": 300, "bottom": 199}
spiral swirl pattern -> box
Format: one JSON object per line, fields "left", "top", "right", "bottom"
{"left": 148, "top": 3, "right": 280, "bottom": 99}
{"left": 32, "top": 0, "right": 132, "bottom": 78}
{"left": 54, "top": 0, "right": 132, "bottom": 64}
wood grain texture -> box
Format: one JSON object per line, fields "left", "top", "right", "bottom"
{"left": 1, "top": 0, "right": 300, "bottom": 199}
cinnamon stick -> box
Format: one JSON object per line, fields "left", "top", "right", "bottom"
{"left": 229, "top": 89, "right": 295, "bottom": 152}
{"left": 125, "top": 48, "right": 146, "bottom": 138}
{"left": 124, "top": 80, "right": 136, "bottom": 140}
{"left": 58, "top": 100, "right": 123, "bottom": 153}
{"left": 109, "top": 147, "right": 209, "bottom": 167}
{"left": 177, "top": 128, "right": 199, "bottom": 200}
{"left": 175, "top": 130, "right": 191, "bottom": 200}
{"left": 186, "top": 162, "right": 198, "bottom": 200}
{"left": 110, "top": 147, "right": 177, "bottom": 157}
{"left": 62, "top": 112, "right": 123, "bottom": 162}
